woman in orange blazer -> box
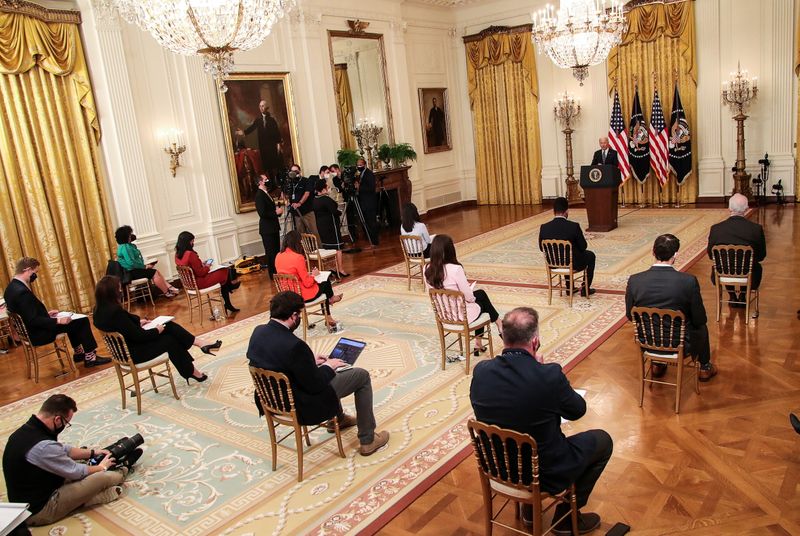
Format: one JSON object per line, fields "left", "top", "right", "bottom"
{"left": 175, "top": 231, "right": 240, "bottom": 313}
{"left": 275, "top": 230, "right": 342, "bottom": 332}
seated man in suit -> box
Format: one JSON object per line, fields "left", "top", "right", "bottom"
{"left": 539, "top": 197, "right": 596, "bottom": 296}
{"left": 471, "top": 307, "right": 612, "bottom": 535}
{"left": 706, "top": 193, "right": 766, "bottom": 306}
{"left": 626, "top": 234, "right": 717, "bottom": 381}
{"left": 247, "top": 291, "right": 389, "bottom": 456}
{"left": 3, "top": 257, "right": 110, "bottom": 367}
{"left": 590, "top": 136, "right": 618, "bottom": 166}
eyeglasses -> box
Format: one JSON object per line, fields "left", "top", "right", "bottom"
{"left": 57, "top": 415, "right": 72, "bottom": 429}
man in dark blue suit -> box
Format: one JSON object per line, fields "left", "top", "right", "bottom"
{"left": 590, "top": 137, "right": 618, "bottom": 166}
{"left": 539, "top": 197, "right": 596, "bottom": 296}
{"left": 247, "top": 291, "right": 389, "bottom": 456}
{"left": 470, "top": 307, "right": 612, "bottom": 535}
{"left": 626, "top": 234, "right": 717, "bottom": 381}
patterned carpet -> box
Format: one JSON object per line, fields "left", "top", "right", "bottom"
{"left": 379, "top": 207, "right": 730, "bottom": 291}
{"left": 0, "top": 276, "right": 626, "bottom": 535}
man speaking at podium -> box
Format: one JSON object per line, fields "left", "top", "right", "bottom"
{"left": 590, "top": 137, "right": 618, "bottom": 166}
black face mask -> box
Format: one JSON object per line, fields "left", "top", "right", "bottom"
{"left": 288, "top": 314, "right": 301, "bottom": 333}
{"left": 357, "top": 166, "right": 365, "bottom": 172}
{"left": 53, "top": 416, "right": 65, "bottom": 436}
{"left": 130, "top": 234, "right": 137, "bottom": 242}
{"left": 29, "top": 273, "right": 38, "bottom": 283}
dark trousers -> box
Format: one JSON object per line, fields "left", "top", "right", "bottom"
{"left": 473, "top": 289, "right": 499, "bottom": 337}
{"left": 359, "top": 196, "right": 379, "bottom": 245}
{"left": 260, "top": 232, "right": 280, "bottom": 277}
{"left": 553, "top": 429, "right": 613, "bottom": 513}
{"left": 686, "top": 324, "right": 711, "bottom": 366}
{"left": 330, "top": 367, "right": 376, "bottom": 445}
{"left": 711, "top": 262, "right": 762, "bottom": 296}
{"left": 130, "top": 322, "right": 195, "bottom": 379}
{"left": 48, "top": 317, "right": 97, "bottom": 354}
{"left": 308, "top": 280, "right": 335, "bottom": 315}
{"left": 570, "top": 250, "right": 596, "bottom": 289}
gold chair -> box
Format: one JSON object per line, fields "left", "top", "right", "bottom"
{"left": 540, "top": 239, "right": 587, "bottom": 307}
{"left": 0, "top": 306, "right": 16, "bottom": 351}
{"left": 467, "top": 419, "right": 579, "bottom": 536}
{"left": 8, "top": 312, "right": 75, "bottom": 383}
{"left": 101, "top": 331, "right": 179, "bottom": 415}
{"left": 711, "top": 244, "right": 759, "bottom": 324}
{"left": 175, "top": 265, "right": 226, "bottom": 326}
{"left": 250, "top": 366, "right": 345, "bottom": 482}
{"left": 429, "top": 288, "right": 494, "bottom": 375}
{"left": 399, "top": 235, "right": 427, "bottom": 291}
{"left": 273, "top": 273, "right": 326, "bottom": 340}
{"left": 300, "top": 233, "right": 339, "bottom": 276}
{"left": 630, "top": 307, "right": 699, "bottom": 414}
{"left": 124, "top": 277, "right": 155, "bottom": 311}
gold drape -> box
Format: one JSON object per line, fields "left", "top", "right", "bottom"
{"left": 464, "top": 26, "right": 542, "bottom": 205}
{"left": 334, "top": 63, "right": 356, "bottom": 150}
{"left": 607, "top": 0, "right": 697, "bottom": 205}
{"left": 0, "top": 9, "right": 113, "bottom": 312}
{"left": 795, "top": 4, "right": 800, "bottom": 198}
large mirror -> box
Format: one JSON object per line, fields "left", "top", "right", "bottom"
{"left": 328, "top": 30, "right": 394, "bottom": 151}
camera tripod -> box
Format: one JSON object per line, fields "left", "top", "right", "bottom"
{"left": 339, "top": 191, "right": 374, "bottom": 254}
{"left": 376, "top": 178, "right": 393, "bottom": 228}
{"left": 280, "top": 203, "right": 311, "bottom": 242}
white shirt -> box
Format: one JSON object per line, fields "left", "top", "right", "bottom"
{"left": 402, "top": 221, "right": 431, "bottom": 253}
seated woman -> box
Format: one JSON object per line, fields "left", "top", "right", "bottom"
{"left": 174, "top": 232, "right": 240, "bottom": 313}
{"left": 313, "top": 178, "right": 350, "bottom": 278}
{"left": 275, "top": 230, "right": 343, "bottom": 332}
{"left": 400, "top": 202, "right": 432, "bottom": 258}
{"left": 425, "top": 234, "right": 502, "bottom": 357}
{"left": 93, "top": 275, "right": 219, "bottom": 383}
{"left": 115, "top": 225, "right": 179, "bottom": 298}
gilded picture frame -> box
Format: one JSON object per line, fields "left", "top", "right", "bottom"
{"left": 218, "top": 72, "right": 301, "bottom": 213}
{"left": 418, "top": 87, "right": 452, "bottom": 154}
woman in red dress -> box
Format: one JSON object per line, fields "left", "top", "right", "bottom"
{"left": 174, "top": 231, "right": 240, "bottom": 313}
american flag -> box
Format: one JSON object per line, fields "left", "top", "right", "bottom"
{"left": 648, "top": 89, "right": 669, "bottom": 187}
{"left": 608, "top": 90, "right": 631, "bottom": 183}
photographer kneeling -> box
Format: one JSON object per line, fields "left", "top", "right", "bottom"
{"left": 2, "top": 394, "right": 141, "bottom": 526}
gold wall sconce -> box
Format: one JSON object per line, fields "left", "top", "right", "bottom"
{"left": 160, "top": 128, "right": 186, "bottom": 177}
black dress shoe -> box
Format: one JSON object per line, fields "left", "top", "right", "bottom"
{"left": 85, "top": 356, "right": 112, "bottom": 368}
{"left": 651, "top": 362, "right": 668, "bottom": 378}
{"left": 790, "top": 413, "right": 800, "bottom": 435}
{"left": 72, "top": 353, "right": 85, "bottom": 363}
{"left": 552, "top": 511, "right": 601, "bottom": 535}
{"left": 579, "top": 287, "right": 596, "bottom": 297}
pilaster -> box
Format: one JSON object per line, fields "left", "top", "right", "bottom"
{"left": 696, "top": 0, "right": 726, "bottom": 196}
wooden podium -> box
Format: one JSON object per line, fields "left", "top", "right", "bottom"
{"left": 580, "top": 165, "right": 621, "bottom": 232}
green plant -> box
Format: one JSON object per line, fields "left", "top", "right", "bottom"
{"left": 336, "top": 148, "right": 360, "bottom": 167}
{"left": 389, "top": 142, "right": 417, "bottom": 164}
{"left": 377, "top": 144, "right": 392, "bottom": 162}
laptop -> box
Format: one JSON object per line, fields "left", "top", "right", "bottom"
{"left": 328, "top": 337, "right": 366, "bottom": 371}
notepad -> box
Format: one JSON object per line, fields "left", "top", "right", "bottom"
{"left": 314, "top": 271, "right": 332, "bottom": 284}
{"left": 144, "top": 316, "right": 174, "bottom": 330}
{"left": 56, "top": 311, "right": 88, "bottom": 320}
{"left": 561, "top": 389, "right": 587, "bottom": 424}
{"left": 0, "top": 503, "right": 32, "bottom": 536}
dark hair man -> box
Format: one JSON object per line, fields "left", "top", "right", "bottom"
{"left": 3, "top": 258, "right": 110, "bottom": 367}
{"left": 255, "top": 174, "right": 284, "bottom": 279}
{"left": 2, "top": 394, "right": 141, "bottom": 526}
{"left": 625, "top": 234, "right": 717, "bottom": 381}
{"left": 247, "top": 291, "right": 389, "bottom": 456}
{"left": 356, "top": 158, "right": 379, "bottom": 247}
{"left": 287, "top": 163, "right": 320, "bottom": 241}
{"left": 538, "top": 198, "right": 596, "bottom": 296}
{"left": 470, "top": 308, "right": 612, "bottom": 534}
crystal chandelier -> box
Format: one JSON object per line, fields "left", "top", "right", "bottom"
{"left": 105, "top": 0, "right": 293, "bottom": 92}
{"left": 531, "top": 0, "right": 626, "bottom": 86}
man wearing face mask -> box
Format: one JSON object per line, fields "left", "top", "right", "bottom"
{"left": 247, "top": 291, "right": 390, "bottom": 456}
{"left": 356, "top": 158, "right": 379, "bottom": 247}
{"left": 3, "top": 394, "right": 141, "bottom": 526}
{"left": 3, "top": 257, "right": 110, "bottom": 367}
{"left": 288, "top": 164, "right": 319, "bottom": 240}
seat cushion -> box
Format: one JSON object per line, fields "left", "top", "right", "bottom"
{"left": 119, "top": 353, "right": 169, "bottom": 371}
{"left": 719, "top": 276, "right": 748, "bottom": 284}
{"left": 306, "top": 294, "right": 327, "bottom": 307}
{"left": 186, "top": 283, "right": 222, "bottom": 295}
{"left": 441, "top": 312, "right": 491, "bottom": 331}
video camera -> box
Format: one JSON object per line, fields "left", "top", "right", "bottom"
{"left": 88, "top": 433, "right": 144, "bottom": 466}
{"left": 339, "top": 165, "right": 360, "bottom": 199}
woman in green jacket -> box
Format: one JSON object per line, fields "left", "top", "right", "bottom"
{"left": 115, "top": 225, "right": 179, "bottom": 298}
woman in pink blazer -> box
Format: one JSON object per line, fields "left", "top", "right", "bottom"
{"left": 425, "top": 234, "right": 502, "bottom": 356}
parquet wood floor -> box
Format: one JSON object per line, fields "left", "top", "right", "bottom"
{"left": 1, "top": 203, "right": 798, "bottom": 536}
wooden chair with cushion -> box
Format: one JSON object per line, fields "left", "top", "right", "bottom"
{"left": 630, "top": 307, "right": 699, "bottom": 414}
{"left": 101, "top": 331, "right": 179, "bottom": 415}
{"left": 467, "top": 419, "right": 579, "bottom": 536}
{"left": 175, "top": 264, "right": 226, "bottom": 326}
{"left": 9, "top": 312, "right": 75, "bottom": 383}
{"left": 273, "top": 273, "right": 326, "bottom": 340}
{"left": 124, "top": 277, "right": 155, "bottom": 311}
{"left": 300, "top": 233, "right": 339, "bottom": 277}
{"left": 250, "top": 366, "right": 345, "bottom": 482}
{"left": 399, "top": 235, "right": 427, "bottom": 291}
{"left": 429, "top": 288, "right": 494, "bottom": 375}
{"left": 540, "top": 239, "right": 587, "bottom": 308}
{"left": 711, "top": 244, "right": 759, "bottom": 324}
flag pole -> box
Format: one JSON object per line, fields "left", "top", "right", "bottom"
{"left": 675, "top": 183, "right": 682, "bottom": 208}
{"left": 639, "top": 181, "right": 646, "bottom": 208}
{"left": 615, "top": 76, "right": 626, "bottom": 208}
{"left": 672, "top": 69, "right": 682, "bottom": 208}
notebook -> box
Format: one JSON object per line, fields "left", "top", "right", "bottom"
{"left": 144, "top": 316, "right": 174, "bottom": 330}
{"left": 328, "top": 337, "right": 367, "bottom": 371}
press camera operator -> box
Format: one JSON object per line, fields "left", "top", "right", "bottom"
{"left": 356, "top": 158, "right": 379, "bottom": 247}
{"left": 3, "top": 394, "right": 142, "bottom": 526}
{"left": 287, "top": 163, "right": 319, "bottom": 240}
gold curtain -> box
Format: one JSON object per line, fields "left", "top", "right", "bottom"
{"left": 334, "top": 63, "right": 357, "bottom": 150}
{"left": 606, "top": 0, "right": 697, "bottom": 205}
{"left": 0, "top": 8, "right": 113, "bottom": 312}
{"left": 795, "top": 4, "right": 800, "bottom": 198}
{"left": 464, "top": 26, "right": 542, "bottom": 205}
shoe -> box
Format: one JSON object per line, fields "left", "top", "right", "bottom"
{"left": 164, "top": 290, "right": 179, "bottom": 299}
{"left": 230, "top": 281, "right": 241, "bottom": 291}
{"left": 186, "top": 373, "right": 208, "bottom": 384}
{"left": 337, "top": 271, "right": 351, "bottom": 278}
{"left": 790, "top": 413, "right": 800, "bottom": 435}
{"left": 327, "top": 414, "right": 357, "bottom": 433}
{"left": 699, "top": 363, "right": 718, "bottom": 382}
{"left": 359, "top": 430, "right": 390, "bottom": 456}
{"left": 200, "top": 340, "right": 223, "bottom": 355}
{"left": 473, "top": 345, "right": 488, "bottom": 357}
{"left": 225, "top": 304, "right": 240, "bottom": 313}
{"left": 552, "top": 511, "right": 601, "bottom": 535}
{"left": 520, "top": 503, "right": 533, "bottom": 528}
{"left": 446, "top": 354, "right": 467, "bottom": 363}
{"left": 327, "top": 322, "right": 343, "bottom": 334}
{"left": 329, "top": 294, "right": 343, "bottom": 305}
{"left": 651, "top": 362, "right": 668, "bottom": 378}
{"left": 579, "top": 287, "right": 596, "bottom": 297}
{"left": 85, "top": 356, "right": 111, "bottom": 368}
{"left": 73, "top": 353, "right": 85, "bottom": 363}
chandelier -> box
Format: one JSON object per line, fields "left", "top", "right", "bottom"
{"left": 531, "top": 0, "right": 626, "bottom": 86}
{"left": 104, "top": 0, "right": 293, "bottom": 92}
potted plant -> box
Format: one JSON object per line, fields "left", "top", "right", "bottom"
{"left": 389, "top": 143, "right": 417, "bottom": 167}
{"left": 337, "top": 148, "right": 360, "bottom": 168}
{"left": 377, "top": 144, "right": 393, "bottom": 170}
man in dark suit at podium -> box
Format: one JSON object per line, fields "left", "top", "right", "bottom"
{"left": 590, "top": 136, "right": 618, "bottom": 166}
{"left": 539, "top": 197, "right": 596, "bottom": 296}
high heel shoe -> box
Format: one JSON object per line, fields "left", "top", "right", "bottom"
{"left": 473, "top": 345, "right": 488, "bottom": 357}
{"left": 225, "top": 304, "right": 240, "bottom": 313}
{"left": 186, "top": 373, "right": 208, "bottom": 385}
{"left": 200, "top": 340, "right": 222, "bottom": 355}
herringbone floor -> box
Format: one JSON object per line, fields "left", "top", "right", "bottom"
{"left": 1, "top": 203, "right": 798, "bottom": 535}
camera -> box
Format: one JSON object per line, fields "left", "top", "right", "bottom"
{"left": 88, "top": 433, "right": 144, "bottom": 466}
{"left": 339, "top": 165, "right": 359, "bottom": 199}
{"left": 758, "top": 153, "right": 770, "bottom": 167}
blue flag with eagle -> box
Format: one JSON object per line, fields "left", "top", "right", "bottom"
{"left": 628, "top": 86, "right": 650, "bottom": 183}
{"left": 668, "top": 84, "right": 692, "bottom": 184}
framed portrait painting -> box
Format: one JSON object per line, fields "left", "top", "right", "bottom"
{"left": 418, "top": 88, "right": 452, "bottom": 154}
{"left": 218, "top": 72, "right": 301, "bottom": 213}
